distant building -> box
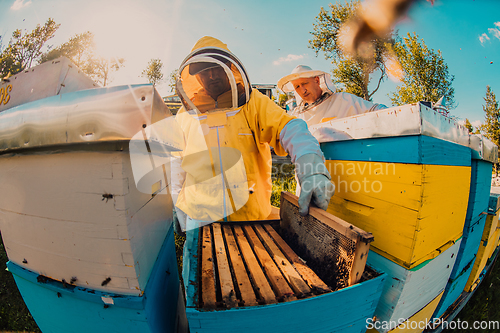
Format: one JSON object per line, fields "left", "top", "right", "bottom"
{"left": 162, "top": 94, "right": 182, "bottom": 115}
{"left": 251, "top": 84, "right": 276, "bottom": 99}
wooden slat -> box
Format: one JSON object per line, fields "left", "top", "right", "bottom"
{"left": 212, "top": 223, "right": 237, "bottom": 308}
{"left": 263, "top": 224, "right": 331, "bottom": 293}
{"left": 222, "top": 225, "right": 258, "bottom": 306}
{"left": 280, "top": 191, "right": 374, "bottom": 243}
{"left": 243, "top": 225, "right": 296, "bottom": 302}
{"left": 233, "top": 225, "right": 276, "bottom": 304}
{"left": 254, "top": 224, "right": 312, "bottom": 297}
{"left": 200, "top": 226, "right": 216, "bottom": 308}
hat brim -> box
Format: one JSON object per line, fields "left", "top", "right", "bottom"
{"left": 188, "top": 62, "right": 223, "bottom": 75}
{"left": 277, "top": 70, "right": 328, "bottom": 92}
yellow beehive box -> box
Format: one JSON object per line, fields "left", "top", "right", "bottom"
{"left": 465, "top": 194, "right": 500, "bottom": 292}
{"left": 325, "top": 160, "right": 470, "bottom": 269}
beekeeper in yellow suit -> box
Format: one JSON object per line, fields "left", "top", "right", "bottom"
{"left": 171, "top": 36, "right": 335, "bottom": 231}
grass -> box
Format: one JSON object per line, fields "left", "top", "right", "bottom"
{"left": 2, "top": 163, "right": 500, "bottom": 332}
{"left": 442, "top": 252, "right": 500, "bottom": 332}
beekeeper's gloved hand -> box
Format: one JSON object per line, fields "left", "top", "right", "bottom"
{"left": 295, "top": 153, "right": 335, "bottom": 215}
{"left": 280, "top": 118, "right": 335, "bottom": 216}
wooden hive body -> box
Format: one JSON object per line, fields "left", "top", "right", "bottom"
{"left": 432, "top": 158, "right": 493, "bottom": 319}
{"left": 182, "top": 192, "right": 385, "bottom": 333}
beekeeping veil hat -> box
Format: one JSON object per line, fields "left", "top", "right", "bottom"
{"left": 277, "top": 65, "right": 336, "bottom": 106}
{"left": 176, "top": 36, "right": 252, "bottom": 114}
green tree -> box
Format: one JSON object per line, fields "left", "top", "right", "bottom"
{"left": 40, "top": 31, "right": 95, "bottom": 70}
{"left": 141, "top": 58, "right": 164, "bottom": 86}
{"left": 309, "top": 1, "right": 392, "bottom": 101}
{"left": 277, "top": 90, "right": 289, "bottom": 108}
{"left": 92, "top": 56, "right": 125, "bottom": 87}
{"left": 167, "top": 69, "right": 178, "bottom": 93}
{"left": 40, "top": 31, "right": 124, "bottom": 87}
{"left": 480, "top": 86, "right": 500, "bottom": 175}
{"left": 0, "top": 18, "right": 60, "bottom": 78}
{"left": 390, "top": 32, "right": 455, "bottom": 111}
{"left": 464, "top": 118, "right": 474, "bottom": 133}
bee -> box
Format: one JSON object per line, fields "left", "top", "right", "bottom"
{"left": 102, "top": 193, "right": 114, "bottom": 202}
{"left": 37, "top": 275, "right": 48, "bottom": 283}
{"left": 101, "top": 277, "right": 112, "bottom": 286}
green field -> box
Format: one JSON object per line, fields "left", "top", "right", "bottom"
{"left": 1, "top": 164, "right": 499, "bottom": 332}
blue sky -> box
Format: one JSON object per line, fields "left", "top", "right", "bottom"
{"left": 1, "top": 0, "right": 499, "bottom": 128}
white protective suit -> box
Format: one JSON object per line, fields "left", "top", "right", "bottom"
{"left": 278, "top": 65, "right": 386, "bottom": 127}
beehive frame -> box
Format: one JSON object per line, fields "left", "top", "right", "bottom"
{"left": 279, "top": 191, "right": 374, "bottom": 289}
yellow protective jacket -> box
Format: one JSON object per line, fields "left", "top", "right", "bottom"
{"left": 174, "top": 37, "right": 295, "bottom": 222}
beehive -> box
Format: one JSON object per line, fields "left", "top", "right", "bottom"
{"left": 465, "top": 193, "right": 500, "bottom": 292}
{"left": 181, "top": 192, "right": 385, "bottom": 333}
{"left": 367, "top": 239, "right": 461, "bottom": 333}
{"left": 433, "top": 158, "right": 493, "bottom": 319}
{"left": 323, "top": 136, "right": 470, "bottom": 269}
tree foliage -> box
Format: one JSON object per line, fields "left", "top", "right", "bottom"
{"left": 390, "top": 32, "right": 455, "bottom": 109}
{"left": 168, "top": 69, "right": 178, "bottom": 93}
{"left": 464, "top": 118, "right": 474, "bottom": 133}
{"left": 0, "top": 18, "right": 60, "bottom": 78}
{"left": 480, "top": 86, "right": 500, "bottom": 146}
{"left": 40, "top": 31, "right": 125, "bottom": 87}
{"left": 479, "top": 86, "right": 500, "bottom": 174}
{"left": 40, "top": 31, "right": 95, "bottom": 70}
{"left": 141, "top": 58, "right": 164, "bottom": 86}
{"left": 309, "top": 1, "right": 392, "bottom": 101}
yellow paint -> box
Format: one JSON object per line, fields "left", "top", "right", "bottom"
{"left": 326, "top": 160, "right": 470, "bottom": 269}
{"left": 0, "top": 84, "right": 12, "bottom": 105}
{"left": 465, "top": 215, "right": 500, "bottom": 292}
{"left": 390, "top": 291, "right": 444, "bottom": 332}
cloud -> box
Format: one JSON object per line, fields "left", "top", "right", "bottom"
{"left": 10, "top": 0, "right": 32, "bottom": 10}
{"left": 471, "top": 120, "right": 482, "bottom": 129}
{"left": 481, "top": 21, "right": 500, "bottom": 45}
{"left": 273, "top": 54, "right": 304, "bottom": 66}
{"left": 488, "top": 26, "right": 500, "bottom": 40}
{"left": 479, "top": 33, "right": 490, "bottom": 45}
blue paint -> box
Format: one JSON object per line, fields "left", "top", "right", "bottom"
{"left": 185, "top": 267, "right": 386, "bottom": 333}
{"left": 182, "top": 223, "right": 200, "bottom": 309}
{"left": 464, "top": 160, "right": 493, "bottom": 221}
{"left": 320, "top": 135, "right": 471, "bottom": 166}
{"left": 7, "top": 225, "right": 182, "bottom": 333}
{"left": 433, "top": 214, "right": 487, "bottom": 319}
{"left": 433, "top": 159, "right": 492, "bottom": 319}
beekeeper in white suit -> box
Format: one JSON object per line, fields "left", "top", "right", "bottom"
{"left": 278, "top": 65, "right": 386, "bottom": 126}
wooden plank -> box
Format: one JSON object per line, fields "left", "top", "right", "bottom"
{"left": 212, "top": 223, "right": 237, "bottom": 308}
{"left": 391, "top": 291, "right": 444, "bottom": 333}
{"left": 200, "top": 226, "right": 216, "bottom": 308}
{"left": 242, "top": 225, "right": 296, "bottom": 302}
{"left": 222, "top": 225, "right": 258, "bottom": 306}
{"left": 263, "top": 224, "right": 331, "bottom": 293}
{"left": 232, "top": 225, "right": 276, "bottom": 304}
{"left": 254, "top": 224, "right": 311, "bottom": 297}
{"left": 321, "top": 135, "right": 471, "bottom": 167}
{"left": 281, "top": 191, "right": 374, "bottom": 243}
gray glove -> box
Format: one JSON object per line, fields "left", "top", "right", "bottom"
{"left": 295, "top": 153, "right": 335, "bottom": 216}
